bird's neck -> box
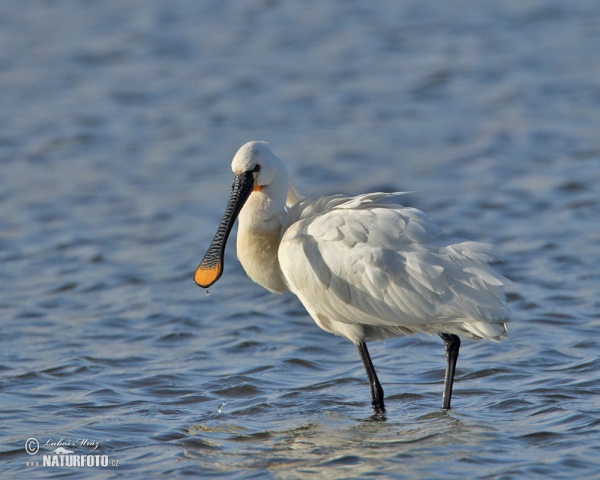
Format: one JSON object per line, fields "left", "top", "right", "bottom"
{"left": 236, "top": 191, "right": 288, "bottom": 293}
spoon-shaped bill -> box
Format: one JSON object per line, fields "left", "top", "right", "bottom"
{"left": 194, "top": 171, "right": 254, "bottom": 288}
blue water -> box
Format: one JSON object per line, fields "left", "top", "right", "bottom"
{"left": 2, "top": 1, "right": 600, "bottom": 478}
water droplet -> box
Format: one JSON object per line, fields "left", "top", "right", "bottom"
{"left": 216, "top": 401, "right": 226, "bottom": 414}
{"left": 205, "top": 289, "right": 210, "bottom": 296}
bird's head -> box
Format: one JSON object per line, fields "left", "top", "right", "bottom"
{"left": 231, "top": 141, "right": 287, "bottom": 193}
{"left": 194, "top": 141, "right": 287, "bottom": 289}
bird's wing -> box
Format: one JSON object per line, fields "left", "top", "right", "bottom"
{"left": 279, "top": 194, "right": 510, "bottom": 332}
{"left": 282, "top": 192, "right": 411, "bottom": 233}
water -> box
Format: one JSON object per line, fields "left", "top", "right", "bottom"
{"left": 1, "top": 0, "right": 600, "bottom": 478}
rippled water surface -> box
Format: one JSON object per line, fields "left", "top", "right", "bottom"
{"left": 2, "top": 1, "right": 600, "bottom": 478}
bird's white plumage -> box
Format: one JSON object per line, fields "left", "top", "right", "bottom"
{"left": 279, "top": 192, "right": 509, "bottom": 344}
{"left": 230, "top": 142, "right": 510, "bottom": 346}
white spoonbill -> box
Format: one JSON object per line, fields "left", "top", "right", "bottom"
{"left": 195, "top": 141, "right": 510, "bottom": 413}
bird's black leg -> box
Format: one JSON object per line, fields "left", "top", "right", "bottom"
{"left": 357, "top": 341, "right": 385, "bottom": 413}
{"left": 439, "top": 333, "right": 460, "bottom": 410}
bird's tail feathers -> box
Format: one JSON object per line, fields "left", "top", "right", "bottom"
{"left": 461, "top": 320, "right": 508, "bottom": 342}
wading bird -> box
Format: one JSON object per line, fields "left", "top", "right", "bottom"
{"left": 195, "top": 141, "right": 510, "bottom": 413}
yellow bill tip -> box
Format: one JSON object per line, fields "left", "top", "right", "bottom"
{"left": 194, "top": 263, "right": 221, "bottom": 288}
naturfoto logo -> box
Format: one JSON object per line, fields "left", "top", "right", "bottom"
{"left": 24, "top": 437, "right": 119, "bottom": 469}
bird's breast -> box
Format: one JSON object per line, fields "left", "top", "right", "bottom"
{"left": 236, "top": 226, "right": 288, "bottom": 294}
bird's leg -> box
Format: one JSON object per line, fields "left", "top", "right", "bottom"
{"left": 439, "top": 333, "right": 460, "bottom": 410}
{"left": 357, "top": 341, "right": 385, "bottom": 413}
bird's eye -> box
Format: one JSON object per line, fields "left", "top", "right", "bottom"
{"left": 252, "top": 164, "right": 261, "bottom": 173}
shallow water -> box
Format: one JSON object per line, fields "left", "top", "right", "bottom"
{"left": 2, "top": 0, "right": 600, "bottom": 478}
